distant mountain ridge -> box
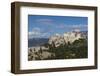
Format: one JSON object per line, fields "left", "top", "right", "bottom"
{"left": 28, "top": 31, "right": 87, "bottom": 47}
{"left": 28, "top": 38, "right": 49, "bottom": 47}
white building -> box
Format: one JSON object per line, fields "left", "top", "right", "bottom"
{"left": 49, "top": 29, "right": 82, "bottom": 47}
{"left": 64, "top": 31, "right": 82, "bottom": 43}
{"left": 49, "top": 33, "right": 65, "bottom": 47}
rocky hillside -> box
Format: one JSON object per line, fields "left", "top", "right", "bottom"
{"left": 48, "top": 31, "right": 87, "bottom": 47}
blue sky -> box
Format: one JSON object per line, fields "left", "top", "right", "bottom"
{"left": 28, "top": 15, "right": 88, "bottom": 39}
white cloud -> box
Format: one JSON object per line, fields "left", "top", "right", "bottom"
{"left": 28, "top": 27, "right": 50, "bottom": 39}
{"left": 28, "top": 27, "right": 41, "bottom": 39}
{"left": 35, "top": 18, "right": 54, "bottom": 25}
{"left": 36, "top": 19, "right": 53, "bottom": 22}
{"left": 71, "top": 24, "right": 87, "bottom": 28}
{"left": 32, "top": 27, "right": 41, "bottom": 32}
{"left": 56, "top": 24, "right": 87, "bottom": 29}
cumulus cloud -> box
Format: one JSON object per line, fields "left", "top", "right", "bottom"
{"left": 28, "top": 27, "right": 41, "bottom": 39}
{"left": 28, "top": 27, "right": 50, "bottom": 39}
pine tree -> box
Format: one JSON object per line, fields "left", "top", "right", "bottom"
{"left": 39, "top": 47, "right": 43, "bottom": 54}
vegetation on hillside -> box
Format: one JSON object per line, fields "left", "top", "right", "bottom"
{"left": 36, "top": 38, "right": 88, "bottom": 60}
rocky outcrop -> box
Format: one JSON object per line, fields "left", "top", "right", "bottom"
{"left": 48, "top": 34, "right": 66, "bottom": 47}
{"left": 48, "top": 31, "right": 82, "bottom": 47}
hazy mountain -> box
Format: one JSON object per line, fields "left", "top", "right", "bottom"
{"left": 28, "top": 38, "right": 49, "bottom": 47}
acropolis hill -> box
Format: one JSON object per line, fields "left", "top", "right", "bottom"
{"left": 49, "top": 29, "right": 87, "bottom": 47}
